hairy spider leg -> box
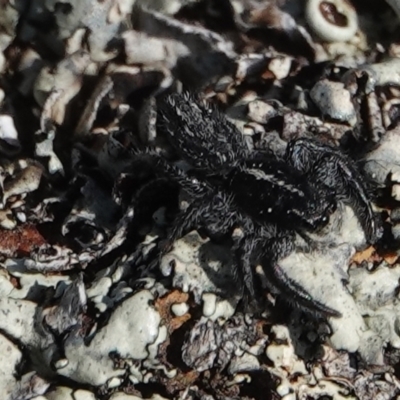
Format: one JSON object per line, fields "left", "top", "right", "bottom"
{"left": 160, "top": 92, "right": 250, "bottom": 172}
{"left": 233, "top": 229, "right": 275, "bottom": 312}
{"left": 285, "top": 138, "right": 379, "bottom": 243}
{"left": 232, "top": 224, "right": 341, "bottom": 316}
{"left": 258, "top": 233, "right": 342, "bottom": 317}
{"left": 165, "top": 192, "right": 244, "bottom": 248}
{"left": 156, "top": 158, "right": 212, "bottom": 198}
{"left": 165, "top": 196, "right": 211, "bottom": 251}
{"left": 130, "top": 146, "right": 212, "bottom": 199}
{"left": 233, "top": 234, "right": 260, "bottom": 298}
{"left": 268, "top": 261, "right": 342, "bottom": 317}
{"left": 310, "top": 154, "right": 379, "bottom": 243}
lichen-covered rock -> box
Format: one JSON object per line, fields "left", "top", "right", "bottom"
{"left": 363, "top": 126, "right": 400, "bottom": 185}
{"left": 58, "top": 289, "right": 164, "bottom": 386}
{"left": 0, "top": 333, "right": 22, "bottom": 399}
{"left": 160, "top": 231, "right": 240, "bottom": 307}
{"left": 45, "top": 387, "right": 96, "bottom": 400}
{"left": 278, "top": 244, "right": 368, "bottom": 353}
{"left": 310, "top": 79, "right": 356, "bottom": 125}
{"left": 348, "top": 263, "right": 400, "bottom": 361}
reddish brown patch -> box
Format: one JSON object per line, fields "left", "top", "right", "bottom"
{"left": 0, "top": 224, "right": 46, "bottom": 257}
{"left": 352, "top": 246, "right": 398, "bottom": 266}
{"left": 319, "top": 1, "right": 348, "bottom": 27}
{"left": 154, "top": 290, "right": 191, "bottom": 332}
{"left": 261, "top": 69, "right": 276, "bottom": 80}
{"left": 352, "top": 246, "right": 376, "bottom": 264}
{"left": 9, "top": 276, "right": 21, "bottom": 289}
{"left": 382, "top": 252, "right": 399, "bottom": 265}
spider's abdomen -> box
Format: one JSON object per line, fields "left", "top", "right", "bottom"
{"left": 227, "top": 160, "right": 335, "bottom": 231}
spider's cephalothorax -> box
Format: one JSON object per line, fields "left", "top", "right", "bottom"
{"left": 150, "top": 92, "right": 380, "bottom": 316}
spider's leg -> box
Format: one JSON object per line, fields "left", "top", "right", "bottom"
{"left": 156, "top": 158, "right": 212, "bottom": 198}
{"left": 130, "top": 147, "right": 216, "bottom": 254}
{"left": 310, "top": 153, "right": 379, "bottom": 243}
{"left": 161, "top": 191, "right": 242, "bottom": 265}
{"left": 160, "top": 92, "right": 250, "bottom": 171}
{"left": 233, "top": 234, "right": 259, "bottom": 300}
{"left": 130, "top": 146, "right": 212, "bottom": 198}
{"left": 267, "top": 261, "right": 342, "bottom": 317}
{"left": 260, "top": 232, "right": 341, "bottom": 317}
{"left": 163, "top": 195, "right": 211, "bottom": 252}
{"left": 286, "top": 138, "right": 379, "bottom": 243}
{"left": 168, "top": 190, "right": 241, "bottom": 246}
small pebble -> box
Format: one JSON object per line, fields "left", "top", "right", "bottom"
{"left": 310, "top": 79, "right": 356, "bottom": 125}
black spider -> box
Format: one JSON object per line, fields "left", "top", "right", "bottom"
{"left": 138, "top": 92, "right": 380, "bottom": 316}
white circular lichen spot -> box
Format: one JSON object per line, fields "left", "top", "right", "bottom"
{"left": 202, "top": 293, "right": 217, "bottom": 317}
{"left": 305, "top": 0, "right": 358, "bottom": 42}
{"left": 171, "top": 302, "right": 189, "bottom": 317}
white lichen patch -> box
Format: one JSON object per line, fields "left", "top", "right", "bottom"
{"left": 348, "top": 263, "right": 400, "bottom": 360}
{"left": 0, "top": 269, "right": 15, "bottom": 297}
{"left": 265, "top": 325, "right": 356, "bottom": 400}
{"left": 58, "top": 289, "right": 164, "bottom": 386}
{"left": 363, "top": 125, "right": 400, "bottom": 185}
{"left": 34, "top": 51, "right": 91, "bottom": 124}
{"left": 45, "top": 387, "right": 97, "bottom": 400}
{"left": 8, "top": 372, "right": 49, "bottom": 400}
{"left": 280, "top": 216, "right": 400, "bottom": 364}
{"left": 160, "top": 231, "right": 240, "bottom": 304}
{"left": 86, "top": 276, "right": 113, "bottom": 311}
{"left": 278, "top": 244, "right": 367, "bottom": 353}
{"left": 0, "top": 297, "right": 53, "bottom": 348}
{"left": 0, "top": 114, "right": 20, "bottom": 155}
{"left": 202, "top": 292, "right": 236, "bottom": 321}
{"left": 0, "top": 333, "right": 22, "bottom": 400}
{"left": 5, "top": 259, "right": 71, "bottom": 300}
{"left": 266, "top": 325, "right": 308, "bottom": 375}
{"left": 0, "top": 159, "right": 43, "bottom": 228}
